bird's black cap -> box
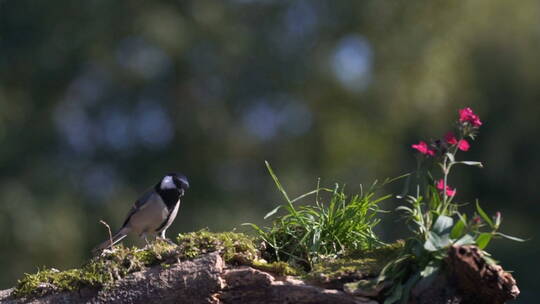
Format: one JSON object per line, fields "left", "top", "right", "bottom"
{"left": 168, "top": 173, "right": 189, "bottom": 190}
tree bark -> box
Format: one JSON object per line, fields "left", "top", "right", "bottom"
{"left": 0, "top": 246, "right": 519, "bottom": 304}
{"left": 0, "top": 253, "right": 375, "bottom": 304}
{"left": 410, "top": 245, "right": 519, "bottom": 304}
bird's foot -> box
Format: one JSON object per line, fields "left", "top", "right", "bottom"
{"left": 156, "top": 236, "right": 177, "bottom": 246}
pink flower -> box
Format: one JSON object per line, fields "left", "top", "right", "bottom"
{"left": 457, "top": 139, "right": 470, "bottom": 151}
{"left": 459, "top": 107, "right": 482, "bottom": 127}
{"left": 444, "top": 132, "right": 470, "bottom": 151}
{"left": 472, "top": 216, "right": 482, "bottom": 225}
{"left": 436, "top": 179, "right": 456, "bottom": 196}
{"left": 412, "top": 141, "right": 435, "bottom": 156}
{"left": 445, "top": 132, "right": 458, "bottom": 145}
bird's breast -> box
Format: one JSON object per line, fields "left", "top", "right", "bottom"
{"left": 127, "top": 193, "right": 169, "bottom": 235}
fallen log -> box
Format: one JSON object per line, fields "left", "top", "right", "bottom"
{"left": 0, "top": 232, "right": 519, "bottom": 304}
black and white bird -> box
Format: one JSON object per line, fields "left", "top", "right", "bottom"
{"left": 94, "top": 173, "right": 189, "bottom": 252}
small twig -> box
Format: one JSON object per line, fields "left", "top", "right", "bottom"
{"left": 100, "top": 220, "right": 113, "bottom": 250}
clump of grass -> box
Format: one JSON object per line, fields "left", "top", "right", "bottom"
{"left": 245, "top": 162, "right": 396, "bottom": 271}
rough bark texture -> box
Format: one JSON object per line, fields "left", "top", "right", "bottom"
{"left": 0, "top": 246, "right": 519, "bottom": 304}
{"left": 0, "top": 253, "right": 376, "bottom": 304}
{"left": 410, "top": 245, "right": 520, "bottom": 304}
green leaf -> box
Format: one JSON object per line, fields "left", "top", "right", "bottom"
{"left": 450, "top": 218, "right": 465, "bottom": 239}
{"left": 424, "top": 231, "right": 451, "bottom": 252}
{"left": 420, "top": 264, "right": 439, "bottom": 278}
{"left": 265, "top": 161, "right": 292, "bottom": 204}
{"left": 495, "top": 232, "right": 527, "bottom": 242}
{"left": 476, "top": 201, "right": 494, "bottom": 228}
{"left": 432, "top": 215, "right": 454, "bottom": 235}
{"left": 396, "top": 206, "right": 413, "bottom": 213}
{"left": 446, "top": 152, "right": 455, "bottom": 163}
{"left": 378, "top": 254, "right": 413, "bottom": 284}
{"left": 400, "top": 273, "right": 421, "bottom": 304}
{"left": 457, "top": 213, "right": 468, "bottom": 227}
{"left": 415, "top": 263, "right": 440, "bottom": 294}
{"left": 241, "top": 223, "right": 266, "bottom": 236}
{"left": 476, "top": 233, "right": 492, "bottom": 249}
{"left": 263, "top": 205, "right": 282, "bottom": 219}
{"left": 423, "top": 238, "right": 437, "bottom": 252}
{"left": 384, "top": 284, "right": 403, "bottom": 304}
{"left": 454, "top": 234, "right": 475, "bottom": 246}
{"left": 456, "top": 161, "right": 483, "bottom": 168}
{"left": 291, "top": 189, "right": 327, "bottom": 203}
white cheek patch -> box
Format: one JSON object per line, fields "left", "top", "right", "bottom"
{"left": 160, "top": 176, "right": 176, "bottom": 190}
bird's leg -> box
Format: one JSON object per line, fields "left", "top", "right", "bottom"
{"left": 163, "top": 238, "right": 176, "bottom": 246}
{"left": 142, "top": 233, "right": 150, "bottom": 247}
{"left": 157, "top": 231, "right": 177, "bottom": 246}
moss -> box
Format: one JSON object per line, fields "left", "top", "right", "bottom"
{"left": 13, "top": 230, "right": 261, "bottom": 298}
{"left": 176, "top": 229, "right": 258, "bottom": 263}
{"left": 346, "top": 240, "right": 405, "bottom": 262}
{"left": 307, "top": 241, "right": 405, "bottom": 283}
{"left": 308, "top": 258, "right": 378, "bottom": 282}
{"left": 175, "top": 229, "right": 303, "bottom": 276}
{"left": 14, "top": 230, "right": 258, "bottom": 298}
{"left": 13, "top": 268, "right": 86, "bottom": 297}
{"left": 251, "top": 260, "right": 300, "bottom": 276}
{"left": 13, "top": 240, "right": 178, "bottom": 298}
{"left": 12, "top": 232, "right": 404, "bottom": 299}
{"left": 343, "top": 278, "right": 381, "bottom": 297}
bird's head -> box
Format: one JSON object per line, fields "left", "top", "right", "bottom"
{"left": 160, "top": 173, "right": 189, "bottom": 196}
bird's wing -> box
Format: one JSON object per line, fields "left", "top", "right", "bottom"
{"left": 121, "top": 188, "right": 155, "bottom": 228}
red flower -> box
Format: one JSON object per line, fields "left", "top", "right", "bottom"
{"left": 436, "top": 179, "right": 456, "bottom": 196}
{"left": 444, "top": 132, "right": 470, "bottom": 151}
{"left": 412, "top": 141, "right": 435, "bottom": 156}
{"left": 457, "top": 139, "right": 470, "bottom": 151}
{"left": 472, "top": 216, "right": 482, "bottom": 225}
{"left": 459, "top": 107, "right": 482, "bottom": 127}
{"left": 445, "top": 132, "right": 458, "bottom": 145}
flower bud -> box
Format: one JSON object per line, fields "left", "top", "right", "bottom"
{"left": 494, "top": 211, "right": 501, "bottom": 229}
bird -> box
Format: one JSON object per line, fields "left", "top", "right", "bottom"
{"left": 93, "top": 173, "right": 189, "bottom": 252}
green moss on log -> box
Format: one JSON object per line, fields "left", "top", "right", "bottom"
{"left": 13, "top": 240, "right": 178, "bottom": 298}
{"left": 307, "top": 241, "right": 405, "bottom": 283}
{"left": 13, "top": 230, "right": 261, "bottom": 298}
{"left": 12, "top": 230, "right": 403, "bottom": 299}
{"left": 176, "top": 229, "right": 258, "bottom": 263}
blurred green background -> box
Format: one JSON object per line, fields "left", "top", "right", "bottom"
{"left": 0, "top": 0, "right": 538, "bottom": 302}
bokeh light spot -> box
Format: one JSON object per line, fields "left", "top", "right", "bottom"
{"left": 331, "top": 35, "right": 374, "bottom": 92}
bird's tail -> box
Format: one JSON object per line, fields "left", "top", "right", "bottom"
{"left": 92, "top": 227, "right": 129, "bottom": 254}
